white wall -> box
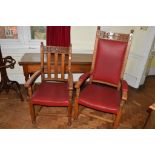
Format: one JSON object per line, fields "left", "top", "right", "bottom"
{"left": 1, "top": 26, "right": 155, "bottom": 88}
{"left": 148, "top": 35, "right": 155, "bottom": 75}
{"left": 0, "top": 26, "right": 97, "bottom": 83}
{"left": 71, "top": 26, "right": 96, "bottom": 53}
{"left": 101, "top": 26, "right": 155, "bottom": 88}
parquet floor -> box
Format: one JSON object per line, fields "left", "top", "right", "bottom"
{"left": 0, "top": 76, "right": 155, "bottom": 129}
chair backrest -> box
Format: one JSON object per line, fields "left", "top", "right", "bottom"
{"left": 90, "top": 27, "right": 133, "bottom": 89}
{"left": 40, "top": 42, "right": 72, "bottom": 82}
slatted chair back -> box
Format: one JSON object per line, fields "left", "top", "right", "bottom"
{"left": 40, "top": 42, "right": 72, "bottom": 82}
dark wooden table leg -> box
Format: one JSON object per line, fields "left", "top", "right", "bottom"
{"left": 24, "top": 73, "right": 30, "bottom": 82}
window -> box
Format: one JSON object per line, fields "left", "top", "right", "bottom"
{"left": 0, "top": 26, "right": 25, "bottom": 48}
{"left": 30, "top": 26, "right": 46, "bottom": 40}
{"left": 0, "top": 26, "right": 46, "bottom": 48}
{"left": 0, "top": 26, "right": 18, "bottom": 39}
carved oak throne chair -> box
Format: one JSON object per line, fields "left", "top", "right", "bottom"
{"left": 74, "top": 27, "right": 133, "bottom": 128}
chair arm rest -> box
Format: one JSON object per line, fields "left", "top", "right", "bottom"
{"left": 68, "top": 71, "right": 73, "bottom": 91}
{"left": 121, "top": 80, "right": 128, "bottom": 101}
{"left": 75, "top": 72, "right": 91, "bottom": 89}
{"left": 24, "top": 69, "right": 42, "bottom": 88}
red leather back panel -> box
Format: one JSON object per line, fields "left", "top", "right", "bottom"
{"left": 92, "top": 39, "right": 128, "bottom": 86}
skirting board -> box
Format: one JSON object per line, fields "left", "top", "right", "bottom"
{"left": 124, "top": 73, "right": 138, "bottom": 88}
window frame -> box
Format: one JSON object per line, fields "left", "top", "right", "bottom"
{"left": 0, "top": 26, "right": 46, "bottom": 49}
{"left": 23, "top": 26, "right": 46, "bottom": 49}
{"left": 0, "top": 27, "right": 25, "bottom": 48}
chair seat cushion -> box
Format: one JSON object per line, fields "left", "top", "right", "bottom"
{"left": 78, "top": 84, "right": 121, "bottom": 114}
{"left": 31, "top": 81, "right": 69, "bottom": 106}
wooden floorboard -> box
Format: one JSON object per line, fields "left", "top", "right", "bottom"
{"left": 0, "top": 76, "right": 155, "bottom": 129}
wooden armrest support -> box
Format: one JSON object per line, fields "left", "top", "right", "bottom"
{"left": 75, "top": 72, "right": 91, "bottom": 89}
{"left": 24, "top": 69, "right": 42, "bottom": 88}
{"left": 122, "top": 80, "right": 128, "bottom": 101}
{"left": 68, "top": 71, "right": 73, "bottom": 90}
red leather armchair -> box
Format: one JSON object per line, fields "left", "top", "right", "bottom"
{"left": 74, "top": 27, "right": 133, "bottom": 128}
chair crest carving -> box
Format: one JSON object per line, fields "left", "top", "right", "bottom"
{"left": 97, "top": 30, "right": 133, "bottom": 42}
{"left": 44, "top": 46, "right": 70, "bottom": 54}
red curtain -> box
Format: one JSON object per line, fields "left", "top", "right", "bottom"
{"left": 46, "top": 26, "right": 71, "bottom": 47}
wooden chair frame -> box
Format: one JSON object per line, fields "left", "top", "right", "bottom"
{"left": 25, "top": 42, "right": 73, "bottom": 126}
{"left": 74, "top": 26, "right": 134, "bottom": 128}
{"left": 143, "top": 103, "right": 155, "bottom": 128}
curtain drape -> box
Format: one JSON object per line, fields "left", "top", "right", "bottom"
{"left": 46, "top": 26, "right": 71, "bottom": 47}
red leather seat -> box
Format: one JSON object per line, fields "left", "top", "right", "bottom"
{"left": 32, "top": 81, "right": 69, "bottom": 106}
{"left": 79, "top": 84, "right": 120, "bottom": 114}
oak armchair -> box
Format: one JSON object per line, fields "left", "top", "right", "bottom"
{"left": 25, "top": 42, "right": 73, "bottom": 126}
{"left": 74, "top": 27, "right": 133, "bottom": 128}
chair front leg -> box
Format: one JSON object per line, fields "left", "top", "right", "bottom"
{"left": 113, "top": 110, "right": 122, "bottom": 129}
{"left": 68, "top": 103, "right": 72, "bottom": 126}
{"left": 29, "top": 102, "right": 36, "bottom": 124}
{"left": 113, "top": 100, "right": 125, "bottom": 128}
{"left": 28, "top": 86, "right": 36, "bottom": 124}
{"left": 68, "top": 90, "right": 73, "bottom": 126}
{"left": 74, "top": 88, "right": 80, "bottom": 120}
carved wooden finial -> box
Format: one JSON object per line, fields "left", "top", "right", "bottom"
{"left": 97, "top": 26, "right": 100, "bottom": 30}
{"left": 41, "top": 42, "right": 44, "bottom": 46}
{"left": 130, "top": 29, "right": 134, "bottom": 34}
